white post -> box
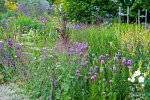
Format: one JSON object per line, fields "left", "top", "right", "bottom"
{"left": 127, "top": 6, "right": 129, "bottom": 24}
{"left": 138, "top": 9, "right": 140, "bottom": 26}
{"left": 119, "top": 7, "right": 121, "bottom": 24}
{"left": 145, "top": 9, "right": 147, "bottom": 30}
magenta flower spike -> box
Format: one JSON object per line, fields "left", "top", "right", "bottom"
{"left": 100, "top": 69, "right": 104, "bottom": 74}
{"left": 101, "top": 60, "right": 104, "bottom": 66}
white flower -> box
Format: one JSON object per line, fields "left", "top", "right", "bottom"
{"left": 128, "top": 78, "right": 131, "bottom": 81}
{"left": 141, "top": 84, "right": 144, "bottom": 87}
{"left": 133, "top": 70, "right": 141, "bottom": 78}
{"left": 131, "top": 78, "right": 135, "bottom": 82}
{"left": 138, "top": 76, "right": 144, "bottom": 83}
{"left": 143, "top": 73, "right": 146, "bottom": 77}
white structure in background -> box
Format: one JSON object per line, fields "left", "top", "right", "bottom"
{"left": 138, "top": 9, "right": 148, "bottom": 30}
{"left": 33, "top": 0, "right": 50, "bottom": 9}
{"left": 119, "top": 6, "right": 129, "bottom": 24}
{"left": 17, "top": 0, "right": 50, "bottom": 9}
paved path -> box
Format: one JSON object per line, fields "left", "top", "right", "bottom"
{"left": 0, "top": 83, "right": 30, "bottom": 100}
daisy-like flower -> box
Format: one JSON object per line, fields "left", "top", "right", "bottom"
{"left": 138, "top": 76, "right": 144, "bottom": 83}
{"left": 141, "top": 84, "right": 144, "bottom": 87}
{"left": 143, "top": 73, "right": 146, "bottom": 77}
{"left": 128, "top": 78, "right": 131, "bottom": 81}
{"left": 131, "top": 78, "right": 135, "bottom": 82}
{"left": 133, "top": 70, "right": 141, "bottom": 78}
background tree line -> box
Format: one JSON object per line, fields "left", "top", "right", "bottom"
{"left": 0, "top": 0, "right": 150, "bottom": 23}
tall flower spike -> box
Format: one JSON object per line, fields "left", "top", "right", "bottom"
{"left": 94, "top": 57, "right": 96, "bottom": 63}
{"left": 95, "top": 66, "right": 98, "bottom": 71}
{"left": 101, "top": 69, "right": 104, "bottom": 74}
{"left": 113, "top": 66, "right": 116, "bottom": 72}
{"left": 109, "top": 80, "right": 112, "bottom": 86}
{"left": 91, "top": 76, "right": 94, "bottom": 84}
{"left": 106, "top": 54, "right": 109, "bottom": 59}
{"left": 114, "top": 57, "right": 118, "bottom": 63}
{"left": 103, "top": 91, "right": 106, "bottom": 96}
{"left": 122, "top": 58, "right": 126, "bottom": 66}
{"left": 101, "top": 60, "right": 104, "bottom": 66}
{"left": 85, "top": 76, "right": 87, "bottom": 82}
{"left": 90, "top": 67, "right": 93, "bottom": 72}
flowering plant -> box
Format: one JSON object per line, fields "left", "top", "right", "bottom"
{"left": 128, "top": 61, "right": 150, "bottom": 99}
{"left": 4, "top": 1, "right": 20, "bottom": 11}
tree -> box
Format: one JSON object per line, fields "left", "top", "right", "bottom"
{"left": 47, "top": 0, "right": 56, "bottom": 5}
{"left": 61, "top": 0, "right": 118, "bottom": 23}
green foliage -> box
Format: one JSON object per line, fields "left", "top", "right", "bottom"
{"left": 61, "top": 0, "right": 117, "bottom": 23}
{"left": 46, "top": 0, "right": 56, "bottom": 5}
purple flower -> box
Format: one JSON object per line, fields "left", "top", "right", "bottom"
{"left": 4, "top": 38, "right": 7, "bottom": 41}
{"left": 90, "top": 67, "right": 93, "bottom": 72}
{"left": 109, "top": 68, "right": 111, "bottom": 71}
{"left": 103, "top": 92, "right": 106, "bottom": 96}
{"left": 81, "top": 45, "right": 85, "bottom": 51}
{"left": 82, "top": 89, "right": 85, "bottom": 93}
{"left": 106, "top": 54, "right": 109, "bottom": 59}
{"left": 98, "top": 55, "right": 104, "bottom": 62}
{"left": 101, "top": 60, "right": 104, "bottom": 66}
{"left": 54, "top": 80, "right": 57, "bottom": 88}
{"left": 77, "top": 72, "right": 80, "bottom": 77}
{"left": 81, "top": 63, "right": 84, "bottom": 67}
{"left": 85, "top": 42, "right": 88, "bottom": 48}
{"left": 94, "top": 73, "right": 97, "bottom": 76}
{"left": 76, "top": 70, "right": 80, "bottom": 73}
{"left": 0, "top": 42, "right": 3, "bottom": 45}
{"left": 80, "top": 52, "right": 83, "bottom": 56}
{"left": 114, "top": 57, "right": 118, "bottom": 63}
{"left": 9, "top": 60, "right": 13, "bottom": 63}
{"left": 6, "top": 45, "right": 10, "bottom": 49}
{"left": 129, "top": 68, "right": 132, "bottom": 72}
{"left": 109, "top": 80, "right": 112, "bottom": 86}
{"left": 94, "top": 74, "right": 97, "bottom": 79}
{"left": 91, "top": 76, "right": 94, "bottom": 80}
{"left": 122, "top": 58, "right": 126, "bottom": 67}
{"left": 113, "top": 66, "right": 116, "bottom": 72}
{"left": 8, "top": 42, "right": 13, "bottom": 45}
{"left": 85, "top": 76, "right": 87, "bottom": 82}
{"left": 118, "top": 53, "right": 121, "bottom": 57}
{"left": 95, "top": 66, "right": 98, "bottom": 71}
{"left": 8, "top": 39, "right": 12, "bottom": 42}
{"left": 76, "top": 48, "right": 79, "bottom": 53}
{"left": 127, "top": 60, "right": 133, "bottom": 66}
{"left": 89, "top": 72, "right": 92, "bottom": 76}
{"left": 3, "top": 59, "right": 7, "bottom": 63}
{"left": 76, "top": 42, "right": 78, "bottom": 47}
{"left": 70, "top": 48, "right": 74, "bottom": 52}
{"left": 78, "top": 57, "right": 81, "bottom": 60}
{"left": 76, "top": 25, "right": 80, "bottom": 29}
{"left": 7, "top": 55, "right": 11, "bottom": 58}
{"left": 91, "top": 76, "right": 94, "bottom": 83}
{"left": 103, "top": 78, "right": 106, "bottom": 82}
{"left": 15, "top": 46, "right": 20, "bottom": 50}
{"left": 100, "top": 69, "right": 104, "bottom": 74}
{"left": 84, "top": 61, "right": 88, "bottom": 66}
{"left": 19, "top": 59, "right": 22, "bottom": 63}
{"left": 94, "top": 58, "right": 96, "bottom": 63}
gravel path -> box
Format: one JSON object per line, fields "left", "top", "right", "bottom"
{"left": 0, "top": 83, "right": 30, "bottom": 100}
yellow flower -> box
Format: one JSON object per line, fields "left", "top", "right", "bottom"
{"left": 130, "top": 72, "right": 133, "bottom": 78}
{"left": 110, "top": 42, "right": 112, "bottom": 47}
